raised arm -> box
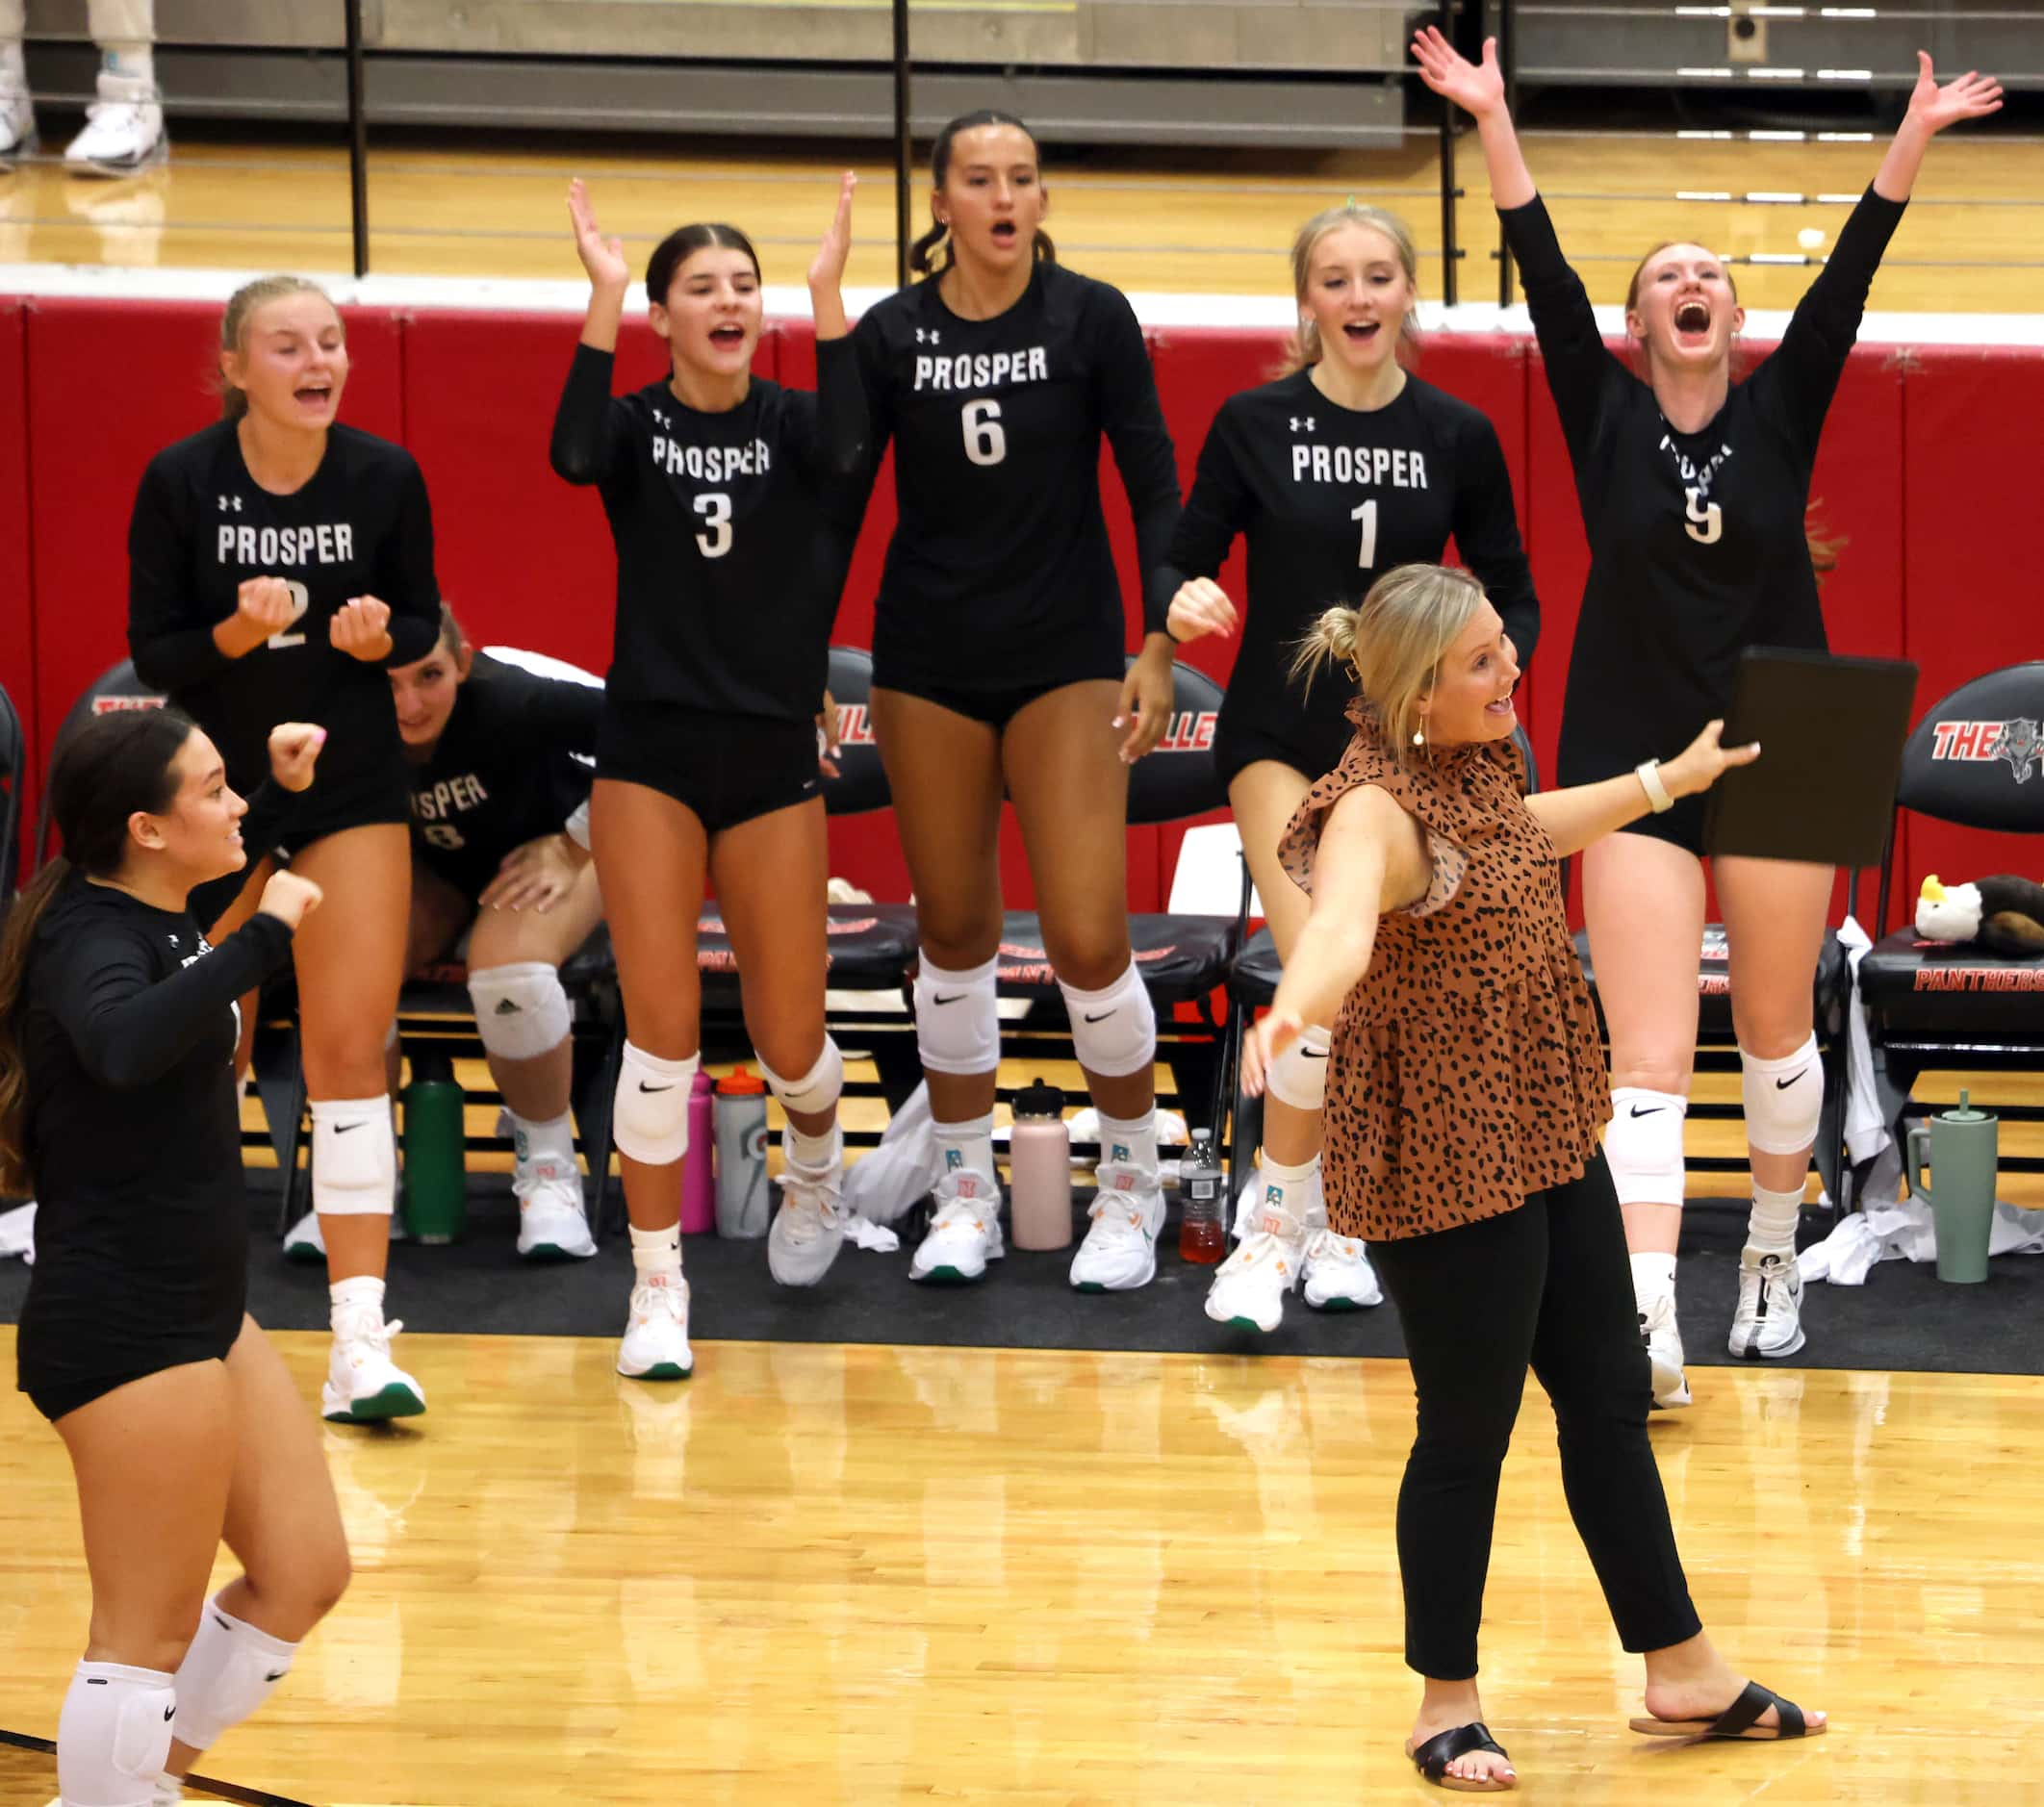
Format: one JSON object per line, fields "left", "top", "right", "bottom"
{"left": 805, "top": 171, "right": 872, "bottom": 476}
{"left": 1874, "top": 52, "right": 2001, "bottom": 203}
{"left": 1412, "top": 28, "right": 1532, "bottom": 210}
{"left": 1525, "top": 719, "right": 1757, "bottom": 856}
{"left": 1242, "top": 783, "right": 1429, "bottom": 1092}
{"left": 549, "top": 180, "right": 635, "bottom": 487}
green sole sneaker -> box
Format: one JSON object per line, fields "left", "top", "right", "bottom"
{"left": 620, "top": 1362, "right": 693, "bottom": 1382}
{"left": 323, "top": 1383, "right": 425, "bottom": 1424}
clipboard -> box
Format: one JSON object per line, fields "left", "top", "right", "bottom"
{"left": 1703, "top": 648, "right": 1919, "bottom": 870}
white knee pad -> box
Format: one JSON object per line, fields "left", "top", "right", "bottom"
{"left": 57, "top": 1660, "right": 175, "bottom": 1806}
{"left": 1604, "top": 1088, "right": 1688, "bottom": 1206}
{"left": 759, "top": 1036, "right": 844, "bottom": 1117}
{"left": 1060, "top": 962, "right": 1157, "bottom": 1080}
{"left": 167, "top": 1594, "right": 298, "bottom": 1753}
{"left": 612, "top": 1041, "right": 697, "bottom": 1165}
{"left": 468, "top": 961, "right": 572, "bottom": 1062}
{"left": 1740, "top": 1035, "right": 1823, "bottom": 1157}
{"left": 1265, "top": 1025, "right": 1333, "bottom": 1112}
{"left": 311, "top": 1096, "right": 397, "bottom": 1217}
{"left": 913, "top": 954, "right": 1001, "bottom": 1078}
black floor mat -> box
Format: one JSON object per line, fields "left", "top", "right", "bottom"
{"left": 5, "top": 1176, "right": 2040, "bottom": 1375}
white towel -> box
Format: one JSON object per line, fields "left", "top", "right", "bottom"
{"left": 1800, "top": 1190, "right": 2044, "bottom": 1285}
{"left": 1835, "top": 915, "right": 1892, "bottom": 1168}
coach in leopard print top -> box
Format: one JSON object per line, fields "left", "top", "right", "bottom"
{"left": 1243, "top": 562, "right": 1827, "bottom": 1791}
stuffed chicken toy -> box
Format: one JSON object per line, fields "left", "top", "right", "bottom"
{"left": 1915, "top": 874, "right": 2044, "bottom": 956}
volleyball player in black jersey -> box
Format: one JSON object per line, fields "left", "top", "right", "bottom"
{"left": 1418, "top": 29, "right": 2000, "bottom": 1395}
{"left": 3, "top": 712, "right": 348, "bottom": 1807}
{"left": 551, "top": 173, "right": 863, "bottom": 1379}
{"left": 389, "top": 608, "right": 604, "bottom": 1260}
{"left": 841, "top": 111, "right": 1183, "bottom": 1290}
{"left": 1163, "top": 200, "right": 1539, "bottom": 1336}
{"left": 128, "top": 274, "right": 441, "bottom": 1425}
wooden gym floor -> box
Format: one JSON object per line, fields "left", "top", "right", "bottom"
{"left": 5, "top": 126, "right": 2044, "bottom": 312}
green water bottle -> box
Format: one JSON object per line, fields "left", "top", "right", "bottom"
{"left": 401, "top": 1047, "right": 467, "bottom": 1245}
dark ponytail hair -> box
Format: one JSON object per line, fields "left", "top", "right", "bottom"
{"left": 908, "top": 109, "right": 1058, "bottom": 278}
{"left": 645, "top": 223, "right": 763, "bottom": 310}
{"left": 0, "top": 707, "right": 197, "bottom": 1194}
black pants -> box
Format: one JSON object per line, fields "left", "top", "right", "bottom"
{"left": 1369, "top": 1151, "right": 1703, "bottom": 1680}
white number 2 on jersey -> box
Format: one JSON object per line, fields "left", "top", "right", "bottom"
{"left": 961, "top": 397, "right": 1007, "bottom": 467}
{"left": 694, "top": 492, "right": 734, "bottom": 558}
{"left": 1350, "top": 498, "right": 1378, "bottom": 568}
{"left": 266, "top": 580, "right": 311, "bottom": 650}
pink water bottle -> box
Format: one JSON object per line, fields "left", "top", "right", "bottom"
{"left": 1009, "top": 1078, "right": 1073, "bottom": 1251}
{"left": 679, "top": 1068, "right": 716, "bottom": 1234}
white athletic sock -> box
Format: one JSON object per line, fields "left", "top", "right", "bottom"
{"left": 328, "top": 1276, "right": 384, "bottom": 1329}
{"left": 933, "top": 1110, "right": 997, "bottom": 1186}
{"left": 0, "top": 40, "right": 25, "bottom": 86}
{"left": 511, "top": 1108, "right": 576, "bottom": 1171}
{"left": 1630, "top": 1250, "right": 1678, "bottom": 1308}
{"left": 785, "top": 1121, "right": 842, "bottom": 1177}
{"left": 1096, "top": 1108, "right": 1159, "bottom": 1177}
{"left": 628, "top": 1222, "right": 681, "bottom": 1283}
{"left": 102, "top": 43, "right": 154, "bottom": 86}
{"left": 1258, "top": 1153, "right": 1318, "bottom": 1233}
{"left": 1747, "top": 1182, "right": 1804, "bottom": 1257}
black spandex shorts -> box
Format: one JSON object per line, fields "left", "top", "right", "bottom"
{"left": 18, "top": 1314, "right": 241, "bottom": 1423}
{"left": 1211, "top": 712, "right": 1356, "bottom": 793}
{"left": 875, "top": 656, "right": 1124, "bottom": 731}
{"left": 266, "top": 753, "right": 415, "bottom": 861}
{"left": 1614, "top": 790, "right": 1708, "bottom": 858}
{"left": 596, "top": 703, "right": 820, "bottom": 835}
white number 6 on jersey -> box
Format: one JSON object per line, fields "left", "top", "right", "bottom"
{"left": 266, "top": 580, "right": 311, "bottom": 650}
{"left": 961, "top": 397, "right": 1007, "bottom": 467}
{"left": 694, "top": 492, "right": 734, "bottom": 559}
{"left": 1683, "top": 488, "right": 1723, "bottom": 546}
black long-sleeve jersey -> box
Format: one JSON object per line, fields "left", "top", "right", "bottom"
{"left": 550, "top": 338, "right": 868, "bottom": 723}
{"left": 409, "top": 653, "right": 601, "bottom": 900}
{"left": 17, "top": 879, "right": 294, "bottom": 1405}
{"left": 1503, "top": 188, "right": 1904, "bottom": 786}
{"left": 846, "top": 262, "right": 1182, "bottom": 692}
{"left": 127, "top": 420, "right": 441, "bottom": 807}
{"left": 1163, "top": 368, "right": 1539, "bottom": 776}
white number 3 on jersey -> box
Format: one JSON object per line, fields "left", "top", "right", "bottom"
{"left": 961, "top": 397, "right": 1007, "bottom": 467}
{"left": 694, "top": 492, "right": 733, "bottom": 558}
{"left": 1683, "top": 488, "right": 1723, "bottom": 546}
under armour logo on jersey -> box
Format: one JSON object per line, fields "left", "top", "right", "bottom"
{"left": 1290, "top": 416, "right": 1316, "bottom": 432}
{"left": 915, "top": 327, "right": 942, "bottom": 345}
{"left": 217, "top": 494, "right": 243, "bottom": 511}
{"left": 652, "top": 407, "right": 672, "bottom": 428}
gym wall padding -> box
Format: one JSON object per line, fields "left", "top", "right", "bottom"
{"left": 8, "top": 294, "right": 2035, "bottom": 916}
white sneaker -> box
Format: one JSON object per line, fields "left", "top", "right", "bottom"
{"left": 1069, "top": 1162, "right": 1166, "bottom": 1292}
{"left": 63, "top": 75, "right": 166, "bottom": 177}
{"left": 283, "top": 1207, "right": 326, "bottom": 1262}
{"left": 0, "top": 88, "right": 36, "bottom": 168}
{"left": 617, "top": 1274, "right": 693, "bottom": 1379}
{"left": 1639, "top": 1291, "right": 1692, "bottom": 1408}
{"left": 1300, "top": 1228, "right": 1384, "bottom": 1311}
{"left": 768, "top": 1162, "right": 850, "bottom": 1286}
{"left": 515, "top": 1159, "right": 597, "bottom": 1260}
{"left": 321, "top": 1310, "right": 426, "bottom": 1423}
{"left": 152, "top": 1780, "right": 185, "bottom": 1806}
{"left": 1204, "top": 1223, "right": 1306, "bottom": 1334}
{"left": 1729, "top": 1246, "right": 1806, "bottom": 1360}
{"left": 908, "top": 1169, "right": 1004, "bottom": 1284}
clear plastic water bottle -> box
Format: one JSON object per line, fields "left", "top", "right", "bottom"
{"left": 1178, "top": 1131, "right": 1226, "bottom": 1264}
{"left": 713, "top": 1066, "right": 771, "bottom": 1237}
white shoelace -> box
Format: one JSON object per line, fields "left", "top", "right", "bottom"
{"left": 1305, "top": 1228, "right": 1367, "bottom": 1265}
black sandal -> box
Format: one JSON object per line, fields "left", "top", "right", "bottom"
{"left": 1409, "top": 1721, "right": 1516, "bottom": 1792}
{"left": 1628, "top": 1679, "right": 1824, "bottom": 1742}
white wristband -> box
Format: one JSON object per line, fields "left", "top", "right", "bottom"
{"left": 1635, "top": 759, "right": 1674, "bottom": 814}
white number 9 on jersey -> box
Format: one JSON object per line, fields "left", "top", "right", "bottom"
{"left": 266, "top": 580, "right": 311, "bottom": 650}
{"left": 961, "top": 397, "right": 1007, "bottom": 467}
{"left": 693, "top": 492, "right": 734, "bottom": 558}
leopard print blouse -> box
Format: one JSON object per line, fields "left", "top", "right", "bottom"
{"left": 1277, "top": 700, "right": 1610, "bottom": 1242}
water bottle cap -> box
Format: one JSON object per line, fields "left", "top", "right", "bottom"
{"left": 1012, "top": 1078, "right": 1064, "bottom": 1119}
{"left": 692, "top": 1068, "right": 715, "bottom": 1094}
{"left": 1944, "top": 1087, "right": 1991, "bottom": 1123}
{"left": 408, "top": 1047, "right": 456, "bottom": 1085}
{"left": 716, "top": 1065, "right": 767, "bottom": 1095}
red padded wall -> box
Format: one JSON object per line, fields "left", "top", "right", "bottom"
{"left": 1898, "top": 344, "right": 2044, "bottom": 923}
{"left": 0, "top": 300, "right": 34, "bottom": 877}
{"left": 22, "top": 298, "right": 403, "bottom": 787}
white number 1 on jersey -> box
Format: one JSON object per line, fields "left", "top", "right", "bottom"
{"left": 1351, "top": 498, "right": 1378, "bottom": 568}
{"left": 694, "top": 492, "right": 733, "bottom": 558}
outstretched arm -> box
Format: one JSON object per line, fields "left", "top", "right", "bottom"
{"left": 1525, "top": 719, "right": 1758, "bottom": 856}
{"left": 1874, "top": 52, "right": 2001, "bottom": 202}
{"left": 1412, "top": 28, "right": 1533, "bottom": 211}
